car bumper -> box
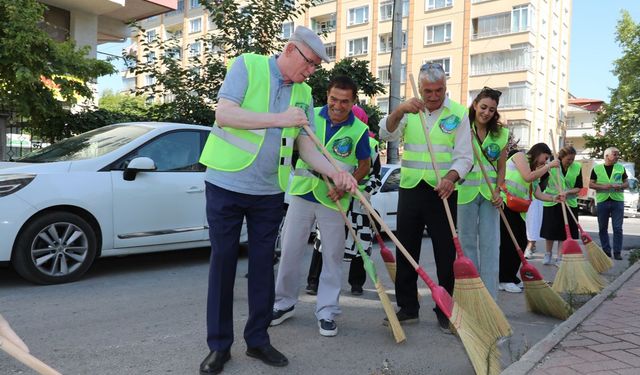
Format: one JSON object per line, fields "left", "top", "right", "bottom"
{"left": 0, "top": 194, "right": 38, "bottom": 261}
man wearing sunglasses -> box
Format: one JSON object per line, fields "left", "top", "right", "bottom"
{"left": 379, "top": 62, "right": 472, "bottom": 333}
{"left": 198, "top": 26, "right": 358, "bottom": 374}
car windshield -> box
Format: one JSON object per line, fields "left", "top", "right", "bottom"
{"left": 16, "top": 125, "right": 152, "bottom": 162}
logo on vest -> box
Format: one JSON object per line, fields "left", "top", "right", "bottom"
{"left": 485, "top": 143, "right": 501, "bottom": 161}
{"left": 294, "top": 102, "right": 310, "bottom": 120}
{"left": 612, "top": 172, "right": 623, "bottom": 182}
{"left": 332, "top": 137, "right": 354, "bottom": 157}
{"left": 439, "top": 115, "right": 460, "bottom": 134}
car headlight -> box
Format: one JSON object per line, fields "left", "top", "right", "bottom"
{"left": 0, "top": 174, "right": 36, "bottom": 197}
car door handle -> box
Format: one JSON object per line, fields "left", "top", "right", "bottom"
{"left": 186, "top": 186, "right": 204, "bottom": 193}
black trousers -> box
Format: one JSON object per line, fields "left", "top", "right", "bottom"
{"left": 499, "top": 206, "right": 526, "bottom": 284}
{"left": 395, "top": 181, "right": 457, "bottom": 320}
{"left": 307, "top": 249, "right": 366, "bottom": 288}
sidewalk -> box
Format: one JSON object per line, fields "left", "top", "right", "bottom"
{"left": 503, "top": 260, "right": 640, "bottom": 375}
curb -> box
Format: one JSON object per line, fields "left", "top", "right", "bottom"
{"left": 501, "top": 261, "right": 640, "bottom": 375}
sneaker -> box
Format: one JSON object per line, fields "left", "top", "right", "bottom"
{"left": 305, "top": 284, "right": 317, "bottom": 296}
{"left": 318, "top": 319, "right": 338, "bottom": 337}
{"left": 555, "top": 256, "right": 563, "bottom": 266}
{"left": 437, "top": 314, "right": 453, "bottom": 335}
{"left": 604, "top": 250, "right": 612, "bottom": 257}
{"left": 498, "top": 283, "right": 522, "bottom": 293}
{"left": 614, "top": 253, "right": 622, "bottom": 260}
{"left": 524, "top": 249, "right": 533, "bottom": 259}
{"left": 350, "top": 285, "right": 363, "bottom": 296}
{"left": 270, "top": 306, "right": 294, "bottom": 326}
{"left": 383, "top": 309, "right": 419, "bottom": 326}
{"left": 543, "top": 253, "right": 553, "bottom": 265}
{"left": 515, "top": 281, "right": 524, "bottom": 289}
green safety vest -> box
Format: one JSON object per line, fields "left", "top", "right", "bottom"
{"left": 400, "top": 100, "right": 468, "bottom": 189}
{"left": 543, "top": 162, "right": 581, "bottom": 208}
{"left": 289, "top": 107, "right": 368, "bottom": 210}
{"left": 359, "top": 137, "right": 379, "bottom": 192}
{"left": 593, "top": 163, "right": 625, "bottom": 202}
{"left": 198, "top": 53, "right": 312, "bottom": 192}
{"left": 457, "top": 125, "right": 509, "bottom": 204}
{"left": 501, "top": 154, "right": 532, "bottom": 221}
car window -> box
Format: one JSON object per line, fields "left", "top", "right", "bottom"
{"left": 381, "top": 168, "right": 400, "bottom": 192}
{"left": 123, "top": 131, "right": 205, "bottom": 172}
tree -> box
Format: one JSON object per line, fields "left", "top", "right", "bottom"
{"left": 0, "top": 0, "right": 114, "bottom": 136}
{"left": 585, "top": 10, "right": 640, "bottom": 174}
{"left": 99, "top": 90, "right": 148, "bottom": 118}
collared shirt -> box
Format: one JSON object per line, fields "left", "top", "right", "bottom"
{"left": 378, "top": 97, "right": 473, "bottom": 180}
{"left": 205, "top": 54, "right": 315, "bottom": 195}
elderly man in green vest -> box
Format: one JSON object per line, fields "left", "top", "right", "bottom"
{"left": 379, "top": 62, "right": 473, "bottom": 332}
{"left": 271, "top": 76, "right": 371, "bottom": 337}
{"left": 590, "top": 147, "right": 629, "bottom": 260}
{"left": 197, "top": 26, "right": 357, "bottom": 375}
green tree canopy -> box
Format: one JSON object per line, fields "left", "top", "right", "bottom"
{"left": 99, "top": 90, "right": 149, "bottom": 118}
{"left": 585, "top": 10, "right": 640, "bottom": 175}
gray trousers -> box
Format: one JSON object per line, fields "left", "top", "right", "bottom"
{"left": 274, "top": 196, "right": 346, "bottom": 321}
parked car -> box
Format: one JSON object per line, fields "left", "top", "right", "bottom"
{"left": 371, "top": 164, "right": 401, "bottom": 231}
{"left": 0, "top": 122, "right": 247, "bottom": 285}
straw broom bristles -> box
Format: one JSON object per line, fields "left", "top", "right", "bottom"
{"left": 449, "top": 303, "right": 501, "bottom": 375}
{"left": 368, "top": 211, "right": 397, "bottom": 282}
{"left": 565, "top": 205, "right": 613, "bottom": 273}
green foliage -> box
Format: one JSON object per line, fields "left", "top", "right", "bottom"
{"left": 0, "top": 0, "right": 114, "bottom": 132}
{"left": 585, "top": 10, "right": 640, "bottom": 175}
{"left": 629, "top": 249, "right": 640, "bottom": 266}
{"left": 99, "top": 90, "right": 149, "bottom": 117}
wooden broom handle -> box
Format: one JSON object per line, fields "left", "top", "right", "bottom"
{"left": 407, "top": 73, "right": 458, "bottom": 237}
{"left": 321, "top": 175, "right": 364, "bottom": 255}
{"left": 300, "top": 124, "right": 422, "bottom": 272}
{"left": 549, "top": 130, "right": 570, "bottom": 226}
{"left": 0, "top": 336, "right": 61, "bottom": 375}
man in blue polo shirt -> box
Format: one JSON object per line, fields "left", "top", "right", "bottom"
{"left": 271, "top": 76, "right": 371, "bottom": 337}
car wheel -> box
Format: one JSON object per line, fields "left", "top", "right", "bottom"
{"left": 12, "top": 212, "right": 97, "bottom": 284}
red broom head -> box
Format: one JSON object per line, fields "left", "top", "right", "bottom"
{"left": 580, "top": 231, "right": 593, "bottom": 244}
{"left": 416, "top": 267, "right": 454, "bottom": 319}
{"left": 379, "top": 245, "right": 396, "bottom": 263}
{"left": 454, "top": 255, "right": 480, "bottom": 279}
{"left": 520, "top": 262, "right": 544, "bottom": 282}
{"left": 562, "top": 225, "right": 582, "bottom": 255}
{"left": 452, "top": 237, "right": 465, "bottom": 258}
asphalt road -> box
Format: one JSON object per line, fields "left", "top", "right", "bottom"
{"left": 1, "top": 217, "right": 639, "bottom": 375}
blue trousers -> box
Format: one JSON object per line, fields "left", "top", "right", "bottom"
{"left": 596, "top": 200, "right": 624, "bottom": 254}
{"left": 205, "top": 182, "right": 284, "bottom": 351}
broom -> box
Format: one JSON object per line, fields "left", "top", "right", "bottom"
{"left": 366, "top": 210, "right": 397, "bottom": 282}
{"left": 564, "top": 202, "right": 613, "bottom": 273}
{"left": 409, "top": 75, "right": 511, "bottom": 341}
{"left": 0, "top": 335, "right": 61, "bottom": 375}
{"left": 301, "top": 124, "right": 500, "bottom": 375}
{"left": 321, "top": 176, "right": 406, "bottom": 344}
{"left": 471, "top": 133, "right": 572, "bottom": 320}
{"left": 548, "top": 133, "right": 606, "bottom": 294}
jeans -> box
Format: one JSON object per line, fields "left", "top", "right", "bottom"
{"left": 596, "top": 200, "right": 624, "bottom": 254}
{"left": 458, "top": 195, "right": 500, "bottom": 299}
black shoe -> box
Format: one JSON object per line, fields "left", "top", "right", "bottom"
{"left": 305, "top": 284, "right": 317, "bottom": 295}
{"left": 246, "top": 344, "right": 288, "bottom": 367}
{"left": 604, "top": 250, "right": 612, "bottom": 257}
{"left": 437, "top": 314, "right": 453, "bottom": 335}
{"left": 318, "top": 319, "right": 338, "bottom": 337}
{"left": 350, "top": 285, "right": 363, "bottom": 296}
{"left": 199, "top": 350, "right": 230, "bottom": 375}
{"left": 270, "top": 306, "right": 294, "bottom": 326}
{"left": 614, "top": 253, "right": 622, "bottom": 260}
{"left": 383, "top": 309, "right": 419, "bottom": 326}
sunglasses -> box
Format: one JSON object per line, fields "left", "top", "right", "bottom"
{"left": 480, "top": 86, "right": 502, "bottom": 99}
{"left": 293, "top": 44, "right": 320, "bottom": 69}
{"left": 420, "top": 62, "right": 444, "bottom": 72}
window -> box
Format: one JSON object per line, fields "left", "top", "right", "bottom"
{"left": 427, "top": 0, "right": 453, "bottom": 11}
{"left": 189, "top": 41, "right": 201, "bottom": 57}
{"left": 312, "top": 15, "right": 336, "bottom": 33}
{"left": 347, "top": 37, "right": 368, "bottom": 56}
{"left": 381, "top": 168, "right": 401, "bottom": 192}
{"left": 512, "top": 5, "right": 532, "bottom": 33}
{"left": 281, "top": 22, "right": 294, "bottom": 38}
{"left": 472, "top": 12, "right": 510, "bottom": 39}
{"left": 189, "top": 18, "right": 202, "bottom": 33}
{"left": 378, "top": 31, "right": 407, "bottom": 53}
{"left": 146, "top": 29, "right": 157, "bottom": 43}
{"left": 403, "top": 0, "right": 409, "bottom": 16}
{"left": 324, "top": 42, "right": 336, "bottom": 61}
{"left": 470, "top": 44, "right": 532, "bottom": 76}
{"left": 165, "top": 29, "right": 182, "bottom": 39}
{"left": 425, "top": 23, "right": 451, "bottom": 45}
{"left": 424, "top": 57, "right": 451, "bottom": 77}
{"left": 147, "top": 51, "right": 156, "bottom": 62}
{"left": 130, "top": 131, "right": 205, "bottom": 172}
{"left": 468, "top": 83, "right": 531, "bottom": 109}
{"left": 167, "top": 0, "right": 184, "bottom": 16}
{"left": 378, "top": 65, "right": 406, "bottom": 85}
{"left": 145, "top": 75, "right": 156, "bottom": 86}
{"left": 166, "top": 47, "right": 181, "bottom": 60}
{"left": 380, "top": 1, "right": 409, "bottom": 21}
{"left": 190, "top": 0, "right": 200, "bottom": 9}
{"left": 377, "top": 98, "right": 389, "bottom": 114}
{"left": 347, "top": 6, "right": 369, "bottom": 26}
{"left": 507, "top": 120, "right": 530, "bottom": 147}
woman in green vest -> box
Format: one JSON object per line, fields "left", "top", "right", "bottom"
{"left": 540, "top": 146, "right": 582, "bottom": 265}
{"left": 457, "top": 87, "right": 508, "bottom": 299}
{"left": 499, "top": 144, "right": 564, "bottom": 293}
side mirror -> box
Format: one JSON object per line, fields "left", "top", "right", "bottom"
{"left": 629, "top": 179, "right": 638, "bottom": 192}
{"left": 123, "top": 157, "right": 156, "bottom": 181}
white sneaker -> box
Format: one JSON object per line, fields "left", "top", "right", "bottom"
{"left": 555, "top": 256, "right": 563, "bottom": 266}
{"left": 524, "top": 249, "right": 533, "bottom": 259}
{"left": 498, "top": 283, "right": 522, "bottom": 293}
{"left": 516, "top": 281, "right": 524, "bottom": 289}
{"left": 543, "top": 253, "right": 553, "bottom": 265}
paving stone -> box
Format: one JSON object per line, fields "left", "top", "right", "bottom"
{"left": 616, "top": 333, "right": 640, "bottom": 346}
{"left": 603, "top": 350, "right": 640, "bottom": 367}
{"left": 565, "top": 348, "right": 610, "bottom": 361}
{"left": 562, "top": 339, "right": 600, "bottom": 347}
{"left": 582, "top": 332, "right": 622, "bottom": 344}
{"left": 570, "top": 359, "right": 631, "bottom": 373}
{"left": 588, "top": 341, "right": 638, "bottom": 352}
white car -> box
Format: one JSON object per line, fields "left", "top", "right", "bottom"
{"left": 371, "top": 164, "right": 401, "bottom": 231}
{"left": 0, "top": 122, "right": 246, "bottom": 285}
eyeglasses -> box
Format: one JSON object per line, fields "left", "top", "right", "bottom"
{"left": 293, "top": 45, "right": 320, "bottom": 69}
{"left": 420, "top": 62, "right": 444, "bottom": 73}
{"left": 480, "top": 86, "right": 502, "bottom": 99}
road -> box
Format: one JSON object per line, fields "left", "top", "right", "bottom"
{"left": 1, "top": 217, "right": 639, "bottom": 375}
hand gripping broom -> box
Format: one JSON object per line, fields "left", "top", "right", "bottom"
{"left": 548, "top": 132, "right": 606, "bottom": 294}
{"left": 0, "top": 335, "right": 61, "bottom": 375}
{"left": 565, "top": 204, "right": 613, "bottom": 273}
{"left": 321, "top": 176, "right": 406, "bottom": 343}
{"left": 409, "top": 75, "right": 511, "bottom": 342}
{"left": 471, "top": 136, "right": 572, "bottom": 320}
{"left": 301, "top": 123, "right": 500, "bottom": 375}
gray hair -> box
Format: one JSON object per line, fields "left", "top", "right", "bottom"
{"left": 604, "top": 147, "right": 619, "bottom": 158}
{"left": 418, "top": 63, "right": 447, "bottom": 83}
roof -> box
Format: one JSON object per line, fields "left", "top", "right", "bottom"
{"left": 568, "top": 98, "right": 605, "bottom": 112}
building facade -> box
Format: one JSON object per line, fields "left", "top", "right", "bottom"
{"left": 565, "top": 97, "right": 603, "bottom": 158}
{"left": 134, "top": 0, "right": 572, "bottom": 148}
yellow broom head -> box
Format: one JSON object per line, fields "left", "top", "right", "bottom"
{"left": 552, "top": 252, "right": 607, "bottom": 294}
{"left": 449, "top": 303, "right": 501, "bottom": 375}
{"left": 523, "top": 279, "right": 572, "bottom": 320}
{"left": 453, "top": 277, "right": 512, "bottom": 340}
{"left": 585, "top": 241, "right": 613, "bottom": 273}
{"left": 383, "top": 261, "right": 397, "bottom": 283}
{"left": 374, "top": 281, "right": 406, "bottom": 344}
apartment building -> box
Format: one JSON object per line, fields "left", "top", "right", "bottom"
{"left": 134, "top": 0, "right": 572, "bottom": 148}
{"left": 565, "top": 97, "right": 603, "bottom": 158}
